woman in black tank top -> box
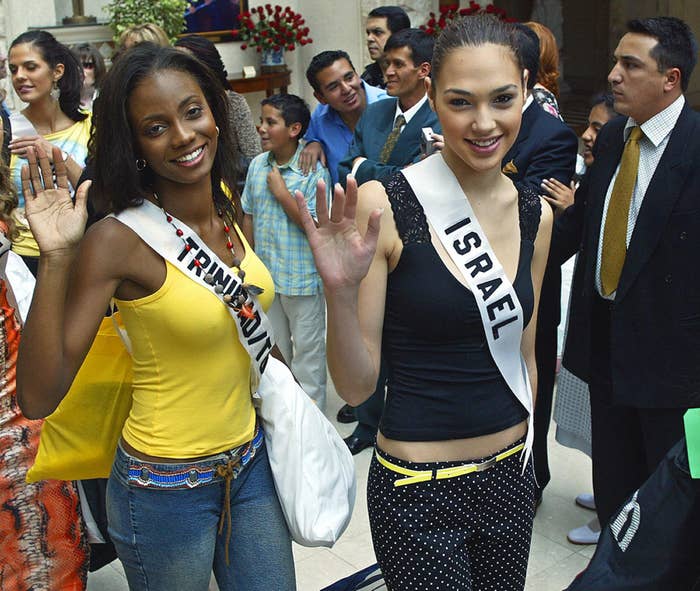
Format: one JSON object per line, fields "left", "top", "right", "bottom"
{"left": 297, "top": 16, "right": 553, "bottom": 591}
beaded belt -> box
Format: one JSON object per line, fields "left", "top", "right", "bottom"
{"left": 376, "top": 442, "right": 525, "bottom": 487}
{"left": 126, "top": 425, "right": 264, "bottom": 490}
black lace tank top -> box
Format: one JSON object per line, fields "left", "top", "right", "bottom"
{"left": 380, "top": 173, "right": 542, "bottom": 441}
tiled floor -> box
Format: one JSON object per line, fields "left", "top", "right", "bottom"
{"left": 87, "top": 386, "right": 596, "bottom": 591}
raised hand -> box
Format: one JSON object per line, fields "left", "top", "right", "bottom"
{"left": 21, "top": 145, "right": 90, "bottom": 255}
{"left": 295, "top": 175, "right": 382, "bottom": 293}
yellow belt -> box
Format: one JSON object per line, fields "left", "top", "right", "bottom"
{"left": 376, "top": 442, "right": 525, "bottom": 487}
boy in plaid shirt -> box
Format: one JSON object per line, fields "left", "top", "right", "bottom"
{"left": 242, "top": 94, "right": 331, "bottom": 409}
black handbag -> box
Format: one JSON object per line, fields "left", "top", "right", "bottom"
{"left": 566, "top": 439, "right": 700, "bottom": 591}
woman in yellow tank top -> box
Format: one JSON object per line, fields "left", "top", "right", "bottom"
{"left": 16, "top": 45, "right": 295, "bottom": 591}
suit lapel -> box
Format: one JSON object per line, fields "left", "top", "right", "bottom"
{"left": 615, "top": 105, "right": 695, "bottom": 302}
{"left": 380, "top": 98, "right": 398, "bottom": 137}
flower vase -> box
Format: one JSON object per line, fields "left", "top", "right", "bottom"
{"left": 261, "top": 47, "right": 286, "bottom": 73}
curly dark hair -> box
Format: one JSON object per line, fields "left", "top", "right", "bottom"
{"left": 89, "top": 44, "right": 241, "bottom": 224}
{"left": 10, "top": 30, "right": 87, "bottom": 123}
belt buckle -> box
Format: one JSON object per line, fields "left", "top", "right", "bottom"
{"left": 475, "top": 457, "right": 497, "bottom": 472}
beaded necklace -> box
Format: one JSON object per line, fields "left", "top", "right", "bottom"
{"left": 152, "top": 193, "right": 262, "bottom": 319}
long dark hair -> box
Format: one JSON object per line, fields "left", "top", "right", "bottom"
{"left": 10, "top": 30, "right": 87, "bottom": 122}
{"left": 90, "top": 43, "right": 240, "bottom": 221}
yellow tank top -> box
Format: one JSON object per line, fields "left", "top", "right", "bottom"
{"left": 115, "top": 228, "right": 274, "bottom": 458}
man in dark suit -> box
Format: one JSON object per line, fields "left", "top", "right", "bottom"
{"left": 338, "top": 28, "right": 440, "bottom": 188}
{"left": 502, "top": 24, "right": 578, "bottom": 505}
{"left": 554, "top": 16, "right": 700, "bottom": 528}
{"left": 337, "top": 28, "right": 439, "bottom": 454}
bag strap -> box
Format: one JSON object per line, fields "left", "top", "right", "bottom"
{"left": 109, "top": 301, "right": 132, "bottom": 355}
{"left": 111, "top": 202, "right": 275, "bottom": 378}
{"left": 401, "top": 154, "right": 534, "bottom": 466}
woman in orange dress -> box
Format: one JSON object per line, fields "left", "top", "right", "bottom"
{"left": 0, "top": 159, "right": 88, "bottom": 590}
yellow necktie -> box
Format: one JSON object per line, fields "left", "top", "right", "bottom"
{"left": 600, "top": 126, "right": 644, "bottom": 296}
{"left": 379, "top": 114, "right": 406, "bottom": 164}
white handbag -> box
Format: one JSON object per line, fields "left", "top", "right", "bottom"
{"left": 114, "top": 202, "right": 356, "bottom": 546}
{"left": 253, "top": 356, "right": 356, "bottom": 545}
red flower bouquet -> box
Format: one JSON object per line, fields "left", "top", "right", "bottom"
{"left": 238, "top": 4, "right": 313, "bottom": 52}
{"left": 420, "top": 2, "right": 514, "bottom": 36}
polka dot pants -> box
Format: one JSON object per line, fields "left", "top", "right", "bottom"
{"left": 367, "top": 439, "right": 536, "bottom": 591}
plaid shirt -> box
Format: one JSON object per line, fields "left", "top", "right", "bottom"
{"left": 241, "top": 143, "right": 330, "bottom": 296}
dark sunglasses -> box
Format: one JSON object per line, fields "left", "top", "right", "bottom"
{"left": 82, "top": 61, "right": 95, "bottom": 69}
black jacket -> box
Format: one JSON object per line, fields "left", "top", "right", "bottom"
{"left": 502, "top": 100, "right": 578, "bottom": 331}
{"left": 553, "top": 104, "right": 700, "bottom": 408}
{"left": 502, "top": 100, "right": 578, "bottom": 193}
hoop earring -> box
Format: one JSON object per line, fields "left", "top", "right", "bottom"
{"left": 136, "top": 158, "right": 147, "bottom": 171}
{"left": 215, "top": 126, "right": 220, "bottom": 136}
{"left": 50, "top": 81, "right": 61, "bottom": 102}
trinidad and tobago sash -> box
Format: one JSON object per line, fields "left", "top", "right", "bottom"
{"left": 114, "top": 201, "right": 274, "bottom": 378}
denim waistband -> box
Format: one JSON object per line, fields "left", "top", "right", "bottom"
{"left": 115, "top": 425, "right": 264, "bottom": 490}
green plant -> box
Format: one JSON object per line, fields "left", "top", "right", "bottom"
{"left": 105, "top": 0, "right": 189, "bottom": 43}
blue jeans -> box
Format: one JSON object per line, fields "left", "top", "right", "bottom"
{"left": 106, "top": 439, "right": 295, "bottom": 591}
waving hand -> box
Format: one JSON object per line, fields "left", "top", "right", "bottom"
{"left": 295, "top": 176, "right": 382, "bottom": 293}
{"left": 21, "top": 146, "right": 90, "bottom": 255}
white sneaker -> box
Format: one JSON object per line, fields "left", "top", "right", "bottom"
{"left": 575, "top": 492, "right": 596, "bottom": 511}
{"left": 567, "top": 518, "right": 601, "bottom": 545}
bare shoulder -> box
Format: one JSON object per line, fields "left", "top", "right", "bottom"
{"left": 357, "top": 180, "right": 394, "bottom": 232}
{"left": 82, "top": 215, "right": 143, "bottom": 255}
{"left": 357, "top": 180, "right": 390, "bottom": 213}
{"left": 538, "top": 196, "right": 554, "bottom": 236}
{"left": 534, "top": 196, "right": 554, "bottom": 253}
{"left": 77, "top": 215, "right": 154, "bottom": 280}
{"left": 357, "top": 180, "right": 400, "bottom": 262}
